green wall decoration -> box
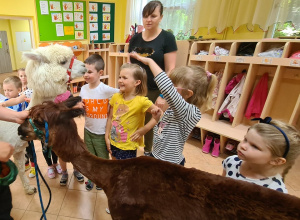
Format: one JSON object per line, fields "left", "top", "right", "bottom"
{"left": 89, "top": 2, "right": 114, "bottom": 43}
{"left": 36, "top": 0, "right": 87, "bottom": 41}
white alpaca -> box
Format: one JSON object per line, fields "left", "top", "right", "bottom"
{"left": 0, "top": 44, "right": 86, "bottom": 194}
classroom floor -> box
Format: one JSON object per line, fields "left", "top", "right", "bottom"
{"left": 1, "top": 71, "right": 300, "bottom": 220}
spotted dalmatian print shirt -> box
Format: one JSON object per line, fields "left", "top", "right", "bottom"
{"left": 222, "top": 155, "right": 287, "bottom": 193}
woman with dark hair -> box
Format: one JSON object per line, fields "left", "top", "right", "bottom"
{"left": 128, "top": 0, "right": 177, "bottom": 156}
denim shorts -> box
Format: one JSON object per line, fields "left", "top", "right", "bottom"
{"left": 110, "top": 144, "right": 137, "bottom": 160}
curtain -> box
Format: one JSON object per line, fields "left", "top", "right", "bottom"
{"left": 196, "top": 0, "right": 279, "bottom": 33}
{"left": 124, "top": 0, "right": 199, "bottom": 37}
{"left": 270, "top": 0, "right": 300, "bottom": 30}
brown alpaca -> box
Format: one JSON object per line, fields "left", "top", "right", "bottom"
{"left": 18, "top": 97, "right": 300, "bottom": 220}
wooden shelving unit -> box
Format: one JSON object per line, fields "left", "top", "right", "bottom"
{"left": 188, "top": 39, "right": 300, "bottom": 153}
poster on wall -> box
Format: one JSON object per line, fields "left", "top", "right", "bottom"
{"left": 75, "top": 31, "right": 84, "bottom": 39}
{"left": 102, "top": 23, "right": 110, "bottom": 31}
{"left": 89, "top": 14, "right": 98, "bottom": 22}
{"left": 36, "top": 0, "right": 87, "bottom": 41}
{"left": 52, "top": 13, "right": 62, "bottom": 22}
{"left": 88, "top": 2, "right": 114, "bottom": 43}
{"left": 90, "top": 33, "right": 98, "bottom": 41}
{"left": 102, "top": 4, "right": 110, "bottom": 12}
{"left": 102, "top": 33, "right": 110, "bottom": 41}
{"left": 74, "top": 12, "right": 84, "bottom": 21}
{"left": 103, "top": 13, "right": 110, "bottom": 22}
{"left": 74, "top": 2, "right": 83, "bottom": 11}
{"left": 62, "top": 2, "right": 73, "bottom": 11}
{"left": 75, "top": 22, "right": 84, "bottom": 30}
{"left": 56, "top": 24, "right": 64, "bottom": 36}
{"left": 63, "top": 12, "right": 73, "bottom": 22}
{"left": 90, "top": 23, "right": 98, "bottom": 32}
{"left": 49, "top": 1, "right": 61, "bottom": 11}
{"left": 40, "top": 1, "right": 49, "bottom": 15}
{"left": 89, "top": 3, "right": 97, "bottom": 12}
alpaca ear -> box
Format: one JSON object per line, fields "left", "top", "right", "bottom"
{"left": 59, "top": 108, "right": 85, "bottom": 121}
{"left": 23, "top": 52, "right": 50, "bottom": 64}
{"left": 63, "top": 96, "right": 82, "bottom": 108}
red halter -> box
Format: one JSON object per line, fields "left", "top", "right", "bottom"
{"left": 67, "top": 56, "right": 76, "bottom": 83}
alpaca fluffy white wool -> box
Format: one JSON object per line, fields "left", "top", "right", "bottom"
{"left": 0, "top": 44, "right": 86, "bottom": 194}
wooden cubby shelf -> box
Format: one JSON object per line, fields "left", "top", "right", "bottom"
{"left": 108, "top": 40, "right": 300, "bottom": 155}
{"left": 187, "top": 39, "right": 300, "bottom": 154}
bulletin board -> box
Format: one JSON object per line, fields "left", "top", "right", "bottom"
{"left": 36, "top": 0, "right": 87, "bottom": 41}
{"left": 89, "top": 2, "right": 114, "bottom": 43}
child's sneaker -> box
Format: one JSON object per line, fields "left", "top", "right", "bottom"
{"left": 85, "top": 180, "right": 94, "bottom": 191}
{"left": 29, "top": 167, "right": 36, "bottom": 178}
{"left": 96, "top": 186, "right": 102, "bottom": 190}
{"left": 55, "top": 164, "right": 62, "bottom": 174}
{"left": 60, "top": 172, "right": 68, "bottom": 186}
{"left": 73, "top": 170, "right": 84, "bottom": 182}
{"left": 25, "top": 163, "right": 30, "bottom": 171}
{"left": 105, "top": 208, "right": 110, "bottom": 214}
{"left": 47, "top": 167, "right": 55, "bottom": 179}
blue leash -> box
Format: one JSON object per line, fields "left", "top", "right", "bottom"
{"left": 28, "top": 119, "right": 52, "bottom": 220}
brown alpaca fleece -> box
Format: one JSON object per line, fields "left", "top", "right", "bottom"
{"left": 18, "top": 97, "right": 300, "bottom": 220}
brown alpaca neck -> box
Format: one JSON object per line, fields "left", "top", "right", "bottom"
{"left": 49, "top": 123, "right": 117, "bottom": 190}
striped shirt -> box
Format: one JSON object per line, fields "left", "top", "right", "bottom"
{"left": 152, "top": 72, "right": 201, "bottom": 164}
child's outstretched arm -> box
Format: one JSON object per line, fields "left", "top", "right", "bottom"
{"left": 1, "top": 94, "right": 27, "bottom": 107}
{"left": 129, "top": 53, "right": 163, "bottom": 77}
{"left": 130, "top": 105, "right": 162, "bottom": 142}
{"left": 105, "top": 105, "right": 113, "bottom": 154}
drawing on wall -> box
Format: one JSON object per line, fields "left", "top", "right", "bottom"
{"left": 102, "top": 4, "right": 110, "bottom": 12}
{"left": 40, "top": 1, "right": 49, "bottom": 15}
{"left": 62, "top": 2, "right": 73, "bottom": 11}
{"left": 75, "top": 31, "right": 84, "bottom": 39}
{"left": 51, "top": 13, "right": 63, "bottom": 22}
{"left": 102, "top": 33, "right": 110, "bottom": 41}
{"left": 56, "top": 24, "right": 64, "bottom": 36}
{"left": 89, "top": 3, "right": 97, "bottom": 12}
{"left": 90, "top": 23, "right": 98, "bottom": 32}
{"left": 74, "top": 12, "right": 84, "bottom": 21}
{"left": 75, "top": 22, "right": 84, "bottom": 30}
{"left": 103, "top": 13, "right": 110, "bottom": 22}
{"left": 49, "top": 1, "right": 61, "bottom": 11}
{"left": 74, "top": 2, "right": 83, "bottom": 11}
{"left": 102, "top": 23, "right": 110, "bottom": 31}
{"left": 90, "top": 33, "right": 98, "bottom": 41}
{"left": 63, "top": 12, "right": 73, "bottom": 22}
{"left": 89, "top": 14, "right": 98, "bottom": 22}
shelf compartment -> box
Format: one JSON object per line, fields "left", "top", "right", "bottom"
{"left": 190, "top": 41, "right": 211, "bottom": 55}
{"left": 233, "top": 64, "right": 277, "bottom": 127}
{"left": 197, "top": 113, "right": 248, "bottom": 143}
{"left": 188, "top": 60, "right": 206, "bottom": 68}
{"left": 255, "top": 40, "right": 286, "bottom": 58}
{"left": 230, "top": 41, "right": 259, "bottom": 57}
{"left": 284, "top": 41, "right": 300, "bottom": 58}
{"left": 289, "top": 94, "right": 300, "bottom": 130}
{"left": 210, "top": 41, "right": 233, "bottom": 56}
{"left": 213, "top": 62, "right": 250, "bottom": 122}
{"left": 262, "top": 66, "right": 300, "bottom": 122}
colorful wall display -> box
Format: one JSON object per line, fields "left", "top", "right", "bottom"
{"left": 36, "top": 0, "right": 87, "bottom": 41}
{"left": 89, "top": 2, "right": 114, "bottom": 43}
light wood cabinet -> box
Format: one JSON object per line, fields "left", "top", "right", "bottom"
{"left": 188, "top": 39, "right": 300, "bottom": 153}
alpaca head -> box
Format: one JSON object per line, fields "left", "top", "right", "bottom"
{"left": 23, "top": 44, "right": 86, "bottom": 99}
{"left": 18, "top": 97, "right": 85, "bottom": 146}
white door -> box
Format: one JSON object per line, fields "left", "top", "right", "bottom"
{"left": 0, "top": 31, "right": 13, "bottom": 73}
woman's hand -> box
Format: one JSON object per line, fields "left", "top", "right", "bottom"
{"left": 15, "top": 111, "right": 29, "bottom": 124}
{"left": 129, "top": 52, "right": 151, "bottom": 65}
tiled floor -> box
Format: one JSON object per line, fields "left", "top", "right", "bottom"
{"left": 1, "top": 71, "right": 299, "bottom": 220}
